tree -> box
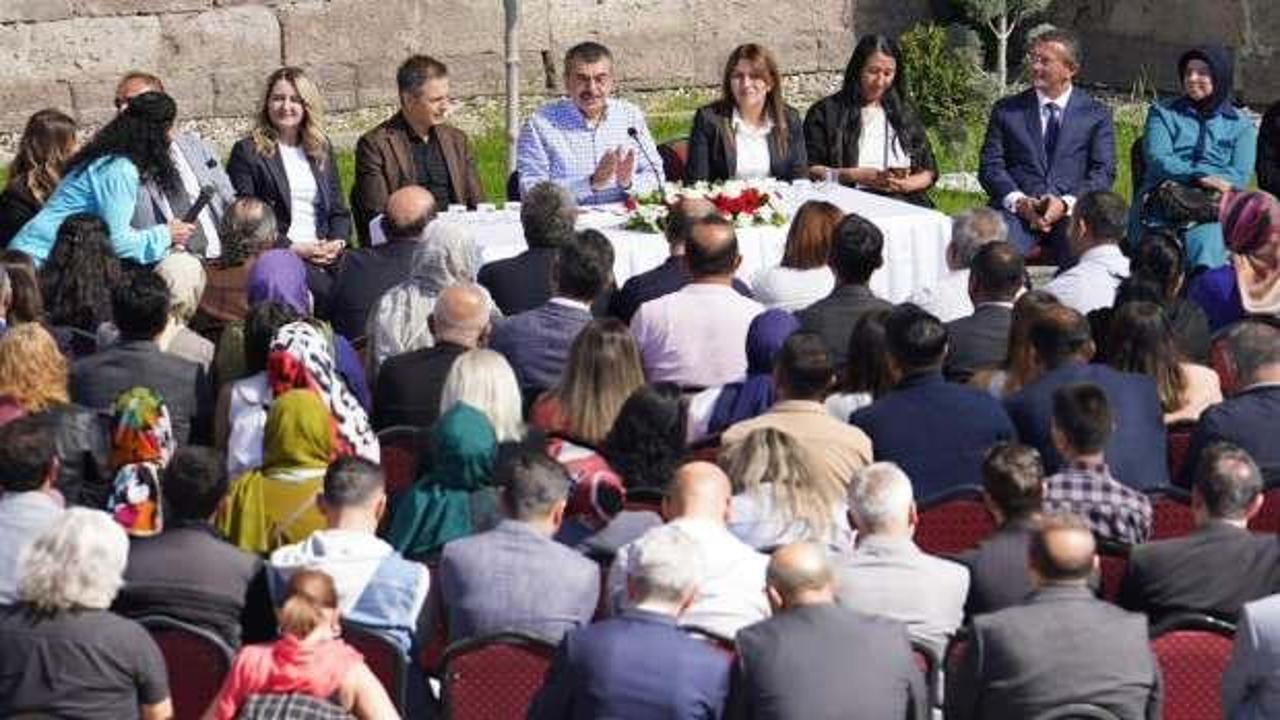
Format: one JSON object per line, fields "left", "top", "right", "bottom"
{"left": 504, "top": 0, "right": 520, "bottom": 174}
{"left": 953, "top": 0, "right": 1050, "bottom": 92}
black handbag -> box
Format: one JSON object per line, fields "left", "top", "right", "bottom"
{"left": 1145, "top": 180, "right": 1222, "bottom": 225}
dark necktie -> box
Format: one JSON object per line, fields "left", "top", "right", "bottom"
{"left": 1044, "top": 103, "right": 1061, "bottom": 163}
{"left": 165, "top": 184, "right": 208, "bottom": 256}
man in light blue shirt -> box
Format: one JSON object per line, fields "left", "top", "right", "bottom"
{"left": 0, "top": 414, "right": 65, "bottom": 604}
{"left": 517, "top": 41, "right": 664, "bottom": 204}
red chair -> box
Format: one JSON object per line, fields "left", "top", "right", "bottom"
{"left": 1165, "top": 419, "right": 1198, "bottom": 488}
{"left": 137, "top": 615, "right": 233, "bottom": 720}
{"left": 911, "top": 640, "right": 942, "bottom": 708}
{"left": 341, "top": 621, "right": 406, "bottom": 713}
{"left": 1208, "top": 329, "right": 1238, "bottom": 396}
{"left": 441, "top": 632, "right": 557, "bottom": 720}
{"left": 1095, "top": 540, "right": 1130, "bottom": 603}
{"left": 418, "top": 562, "right": 449, "bottom": 676}
{"left": 914, "top": 486, "right": 996, "bottom": 555}
{"left": 623, "top": 486, "right": 666, "bottom": 518}
{"left": 1248, "top": 486, "right": 1280, "bottom": 534}
{"left": 689, "top": 433, "right": 721, "bottom": 463}
{"left": 1150, "top": 613, "right": 1235, "bottom": 720}
{"left": 377, "top": 425, "right": 427, "bottom": 496}
{"left": 657, "top": 139, "right": 689, "bottom": 183}
{"left": 1147, "top": 487, "right": 1196, "bottom": 541}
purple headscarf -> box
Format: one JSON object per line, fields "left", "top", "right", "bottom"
{"left": 248, "top": 249, "right": 310, "bottom": 314}
{"left": 706, "top": 309, "right": 801, "bottom": 435}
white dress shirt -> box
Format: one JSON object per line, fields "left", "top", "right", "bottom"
{"left": 750, "top": 265, "right": 835, "bottom": 311}
{"left": 907, "top": 269, "right": 974, "bottom": 322}
{"left": 1043, "top": 243, "right": 1130, "bottom": 315}
{"left": 732, "top": 109, "right": 773, "bottom": 179}
{"left": 856, "top": 105, "right": 910, "bottom": 173}
{"left": 1001, "top": 85, "right": 1078, "bottom": 214}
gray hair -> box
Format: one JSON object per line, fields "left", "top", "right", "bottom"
{"left": 625, "top": 523, "right": 703, "bottom": 605}
{"left": 521, "top": 181, "right": 578, "bottom": 249}
{"left": 948, "top": 207, "right": 1008, "bottom": 270}
{"left": 218, "top": 197, "right": 277, "bottom": 263}
{"left": 439, "top": 349, "right": 524, "bottom": 443}
{"left": 19, "top": 508, "right": 129, "bottom": 612}
{"left": 501, "top": 451, "right": 572, "bottom": 520}
{"left": 849, "top": 462, "right": 914, "bottom": 532}
{"left": 1032, "top": 27, "right": 1082, "bottom": 69}
{"left": 1225, "top": 319, "right": 1280, "bottom": 385}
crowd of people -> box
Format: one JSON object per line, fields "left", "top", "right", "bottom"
{"left": 0, "top": 23, "right": 1278, "bottom": 720}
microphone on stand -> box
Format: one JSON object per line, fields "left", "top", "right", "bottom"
{"left": 627, "top": 126, "right": 666, "bottom": 204}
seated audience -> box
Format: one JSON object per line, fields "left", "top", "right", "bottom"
{"left": 437, "top": 450, "right": 599, "bottom": 644}
{"left": 0, "top": 509, "right": 172, "bottom": 719}
{"left": 946, "top": 512, "right": 1161, "bottom": 719}
{"left": 529, "top": 318, "right": 645, "bottom": 445}
{"left": 1106, "top": 300, "right": 1222, "bottom": 423}
{"left": 1121, "top": 442, "right": 1279, "bottom": 624}
{"left": 970, "top": 289, "right": 1061, "bottom": 398}
{"left": 437, "top": 348, "right": 528, "bottom": 447}
{"left": 723, "top": 427, "right": 853, "bottom": 552}
{"left": 609, "top": 462, "right": 769, "bottom": 639}
{"left": 1182, "top": 318, "right": 1280, "bottom": 485}
{"left": 836, "top": 462, "right": 969, "bottom": 654}
{"left": 909, "top": 207, "right": 1008, "bottom": 322}
{"left": 686, "top": 43, "right": 806, "bottom": 184}
{"left": 1187, "top": 189, "right": 1280, "bottom": 332}
{"left": 1132, "top": 45, "right": 1255, "bottom": 269}
{"left": 105, "top": 387, "right": 174, "bottom": 537}
{"left": 944, "top": 241, "right": 1024, "bottom": 383}
{"left": 352, "top": 54, "right": 484, "bottom": 243}
{"left": 1043, "top": 190, "right": 1130, "bottom": 315}
{"left": 750, "top": 201, "right": 839, "bottom": 311}
{"left": 0, "top": 108, "right": 76, "bottom": 246}
{"left": 206, "top": 569, "right": 398, "bottom": 720}
{"left": 218, "top": 302, "right": 301, "bottom": 477}
{"left": 3, "top": 248, "right": 44, "bottom": 325}
{"left": 1223, "top": 592, "right": 1280, "bottom": 718}
{"left": 194, "top": 197, "right": 277, "bottom": 333}
{"left": 823, "top": 307, "right": 892, "bottom": 420}
{"left": 0, "top": 414, "right": 64, "bottom": 604}
{"left": 40, "top": 213, "right": 122, "bottom": 357}
{"left": 116, "top": 447, "right": 271, "bottom": 648}
{"left": 797, "top": 212, "right": 892, "bottom": 370}
{"left": 478, "top": 181, "right": 578, "bottom": 316}
{"left": 851, "top": 304, "right": 1015, "bottom": 497}
{"left": 154, "top": 251, "right": 214, "bottom": 372}
{"left": 632, "top": 214, "right": 765, "bottom": 388}
{"left": 270, "top": 457, "right": 429, "bottom": 654}
{"left": 491, "top": 229, "right": 614, "bottom": 397}
{"left": 1261, "top": 99, "right": 1280, "bottom": 196}
{"left": 71, "top": 268, "right": 206, "bottom": 445}
{"left": 804, "top": 35, "right": 937, "bottom": 206}
{"left": 1125, "top": 231, "right": 1212, "bottom": 362}
{"left": 957, "top": 442, "right": 1045, "bottom": 617}
{"left": 1044, "top": 383, "right": 1153, "bottom": 545}
{"left": 723, "top": 332, "right": 872, "bottom": 492}
{"left": 728, "top": 542, "right": 927, "bottom": 720}
{"left": 529, "top": 523, "right": 731, "bottom": 719}
{"left": 517, "top": 41, "right": 664, "bottom": 204}
{"left": 1004, "top": 303, "right": 1168, "bottom": 488}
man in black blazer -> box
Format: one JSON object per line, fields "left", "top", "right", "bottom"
{"left": 478, "top": 181, "right": 578, "bottom": 316}
{"left": 957, "top": 443, "right": 1044, "bottom": 618}
{"left": 727, "top": 542, "right": 926, "bottom": 720}
{"left": 797, "top": 213, "right": 892, "bottom": 370}
{"left": 944, "top": 242, "right": 1022, "bottom": 383}
{"left": 946, "top": 512, "right": 1162, "bottom": 719}
{"left": 372, "top": 284, "right": 490, "bottom": 431}
{"left": 325, "top": 186, "right": 435, "bottom": 339}
{"left": 71, "top": 270, "right": 207, "bottom": 445}
{"left": 1120, "top": 443, "right": 1280, "bottom": 625}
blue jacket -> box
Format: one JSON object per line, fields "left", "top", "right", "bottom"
{"left": 489, "top": 299, "right": 592, "bottom": 395}
{"left": 1138, "top": 98, "right": 1256, "bottom": 195}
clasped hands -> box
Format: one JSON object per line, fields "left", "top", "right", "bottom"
{"left": 294, "top": 239, "right": 346, "bottom": 266}
{"left": 591, "top": 147, "right": 637, "bottom": 192}
{"left": 1015, "top": 195, "right": 1068, "bottom": 233}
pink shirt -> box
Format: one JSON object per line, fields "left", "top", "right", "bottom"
{"left": 630, "top": 283, "right": 765, "bottom": 388}
{"left": 212, "top": 635, "right": 363, "bottom": 719}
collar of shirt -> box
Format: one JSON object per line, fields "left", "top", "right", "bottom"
{"left": 731, "top": 108, "right": 774, "bottom": 139}
{"left": 0, "top": 490, "right": 63, "bottom": 513}
{"left": 855, "top": 533, "right": 920, "bottom": 556}
{"left": 549, "top": 296, "right": 592, "bottom": 313}
{"left": 768, "top": 399, "right": 828, "bottom": 415}
{"left": 1065, "top": 459, "right": 1111, "bottom": 476}
{"left": 1078, "top": 243, "right": 1124, "bottom": 263}
{"left": 1036, "top": 86, "right": 1073, "bottom": 114}
{"left": 974, "top": 300, "right": 1016, "bottom": 310}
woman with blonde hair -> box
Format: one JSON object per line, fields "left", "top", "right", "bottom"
{"left": 0, "top": 108, "right": 77, "bottom": 245}
{"left": 722, "top": 427, "right": 853, "bottom": 552}
{"left": 439, "top": 348, "right": 526, "bottom": 444}
{"left": 205, "top": 568, "right": 398, "bottom": 719}
{"left": 530, "top": 318, "right": 645, "bottom": 445}
{"left": 971, "top": 289, "right": 1062, "bottom": 398}
{"left": 154, "top": 251, "right": 214, "bottom": 371}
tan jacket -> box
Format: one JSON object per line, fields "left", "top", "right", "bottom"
{"left": 720, "top": 400, "right": 874, "bottom": 488}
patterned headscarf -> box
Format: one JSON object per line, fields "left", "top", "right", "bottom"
{"left": 249, "top": 249, "right": 311, "bottom": 314}
{"left": 268, "top": 321, "right": 379, "bottom": 463}
{"left": 1222, "top": 190, "right": 1280, "bottom": 316}
{"left": 107, "top": 387, "right": 175, "bottom": 536}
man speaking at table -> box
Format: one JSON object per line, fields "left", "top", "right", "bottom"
{"left": 517, "top": 41, "right": 665, "bottom": 205}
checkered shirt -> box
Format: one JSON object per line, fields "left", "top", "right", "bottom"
{"left": 236, "top": 693, "right": 353, "bottom": 719}
{"left": 1045, "top": 461, "right": 1153, "bottom": 545}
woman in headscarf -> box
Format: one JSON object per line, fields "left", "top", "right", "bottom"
{"left": 1187, "top": 190, "right": 1280, "bottom": 331}
{"left": 154, "top": 252, "right": 214, "bottom": 372}
{"left": 107, "top": 387, "right": 174, "bottom": 536}
{"left": 1133, "top": 45, "right": 1257, "bottom": 269}
{"left": 384, "top": 403, "right": 498, "bottom": 562}
{"left": 219, "top": 388, "right": 334, "bottom": 555}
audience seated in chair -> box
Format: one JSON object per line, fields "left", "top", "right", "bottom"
{"left": 1042, "top": 191, "right": 1130, "bottom": 315}
{"left": 1186, "top": 190, "right": 1280, "bottom": 333}
{"left": 945, "top": 242, "right": 1024, "bottom": 384}
{"left": 154, "top": 252, "right": 214, "bottom": 374}
{"left": 194, "top": 197, "right": 278, "bottom": 334}
{"left": 749, "top": 201, "right": 838, "bottom": 312}
{"left": 41, "top": 213, "right": 122, "bottom": 358}
{"left": 1104, "top": 299, "right": 1222, "bottom": 424}
{"left": 528, "top": 318, "right": 645, "bottom": 446}
{"left": 1223, "top": 591, "right": 1280, "bottom": 718}
{"left": 0, "top": 413, "right": 65, "bottom": 605}
{"left": 911, "top": 207, "right": 1008, "bottom": 322}
{"left": 478, "top": 181, "right": 578, "bottom": 316}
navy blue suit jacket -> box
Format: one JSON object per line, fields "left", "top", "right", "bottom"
{"left": 489, "top": 300, "right": 591, "bottom": 395}
{"left": 978, "top": 88, "right": 1116, "bottom": 204}
{"left": 528, "top": 609, "right": 732, "bottom": 720}
{"left": 850, "top": 372, "right": 1015, "bottom": 499}
{"left": 1181, "top": 385, "right": 1280, "bottom": 486}
{"left": 1004, "top": 361, "right": 1168, "bottom": 489}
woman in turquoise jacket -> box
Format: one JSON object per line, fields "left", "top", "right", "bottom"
{"left": 1132, "top": 45, "right": 1256, "bottom": 269}
{"left": 10, "top": 92, "right": 193, "bottom": 267}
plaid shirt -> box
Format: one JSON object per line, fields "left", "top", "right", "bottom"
{"left": 236, "top": 693, "right": 351, "bottom": 719}
{"left": 1045, "top": 461, "right": 1153, "bottom": 545}
{"left": 516, "top": 97, "right": 664, "bottom": 204}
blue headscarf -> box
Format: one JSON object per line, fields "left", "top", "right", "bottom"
{"left": 706, "top": 309, "right": 800, "bottom": 435}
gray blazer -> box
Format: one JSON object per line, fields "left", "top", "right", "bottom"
{"left": 1224, "top": 593, "right": 1280, "bottom": 719}
{"left": 70, "top": 340, "right": 207, "bottom": 445}
{"left": 131, "top": 131, "right": 236, "bottom": 245}
{"left": 435, "top": 520, "right": 599, "bottom": 645}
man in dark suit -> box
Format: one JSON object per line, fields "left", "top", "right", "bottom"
{"left": 490, "top": 229, "right": 613, "bottom": 398}
{"left": 71, "top": 270, "right": 207, "bottom": 445}
{"left": 351, "top": 55, "right": 484, "bottom": 243}
{"left": 372, "top": 284, "right": 490, "bottom": 430}
{"left": 478, "top": 181, "right": 579, "bottom": 316}
{"left": 957, "top": 443, "right": 1045, "bottom": 618}
{"left": 527, "top": 523, "right": 732, "bottom": 719}
{"left": 1004, "top": 304, "right": 1168, "bottom": 488}
{"left": 1182, "top": 319, "right": 1280, "bottom": 486}
{"left": 851, "top": 304, "right": 1015, "bottom": 498}
{"left": 1120, "top": 443, "right": 1280, "bottom": 624}
{"left": 325, "top": 186, "right": 435, "bottom": 339}
{"left": 797, "top": 213, "right": 892, "bottom": 370}
{"left": 727, "top": 542, "right": 927, "bottom": 720}
{"left": 944, "top": 242, "right": 1022, "bottom": 383}
{"left": 946, "top": 512, "right": 1162, "bottom": 719}
{"left": 978, "top": 28, "right": 1116, "bottom": 262}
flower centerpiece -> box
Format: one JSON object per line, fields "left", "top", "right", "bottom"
{"left": 623, "top": 179, "right": 789, "bottom": 233}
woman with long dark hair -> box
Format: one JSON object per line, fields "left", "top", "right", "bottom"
{"left": 1106, "top": 301, "right": 1221, "bottom": 423}
{"left": 10, "top": 92, "right": 193, "bottom": 266}
{"left": 40, "top": 213, "right": 123, "bottom": 356}
{"left": 804, "top": 34, "right": 938, "bottom": 206}
{"left": 0, "top": 109, "right": 77, "bottom": 245}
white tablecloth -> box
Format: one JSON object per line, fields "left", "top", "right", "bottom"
{"left": 437, "top": 183, "right": 952, "bottom": 303}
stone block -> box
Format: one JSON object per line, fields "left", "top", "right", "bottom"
{"left": 281, "top": 0, "right": 422, "bottom": 68}
{"left": 0, "top": 16, "right": 164, "bottom": 81}
{"left": 418, "top": 1, "right": 550, "bottom": 59}
{"left": 1074, "top": 31, "right": 1189, "bottom": 97}
{"left": 212, "top": 66, "right": 275, "bottom": 117}
{"left": 0, "top": 81, "right": 75, "bottom": 133}
{"left": 1104, "top": 0, "right": 1247, "bottom": 48}
{"left": 691, "top": 0, "right": 824, "bottom": 81}
{"left": 547, "top": 0, "right": 700, "bottom": 88}
{"left": 0, "top": 0, "right": 74, "bottom": 23}
{"left": 854, "top": 0, "right": 933, "bottom": 38}
{"left": 812, "top": 0, "right": 855, "bottom": 71}
{"left": 1239, "top": 52, "right": 1280, "bottom": 107}
{"left": 355, "top": 60, "right": 401, "bottom": 108}
{"left": 72, "top": 0, "right": 211, "bottom": 16}
{"left": 442, "top": 51, "right": 546, "bottom": 96}
{"left": 303, "top": 63, "right": 359, "bottom": 112}
{"left": 159, "top": 6, "right": 281, "bottom": 73}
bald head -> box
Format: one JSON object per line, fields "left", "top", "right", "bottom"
{"left": 685, "top": 215, "right": 740, "bottom": 281}
{"left": 766, "top": 542, "right": 836, "bottom": 609}
{"left": 383, "top": 186, "right": 437, "bottom": 242}
{"left": 1029, "top": 512, "right": 1096, "bottom": 586}
{"left": 665, "top": 462, "right": 731, "bottom": 523}
{"left": 429, "top": 283, "right": 489, "bottom": 347}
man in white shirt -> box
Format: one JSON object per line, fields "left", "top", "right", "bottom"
{"left": 608, "top": 461, "right": 770, "bottom": 640}
{"left": 909, "top": 207, "right": 1009, "bottom": 322}
{"left": 1044, "top": 191, "right": 1131, "bottom": 315}
{"left": 0, "top": 415, "right": 64, "bottom": 604}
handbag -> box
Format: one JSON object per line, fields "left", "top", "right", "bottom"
{"left": 1145, "top": 180, "right": 1222, "bottom": 225}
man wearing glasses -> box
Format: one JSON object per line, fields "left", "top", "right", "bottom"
{"left": 517, "top": 41, "right": 665, "bottom": 205}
